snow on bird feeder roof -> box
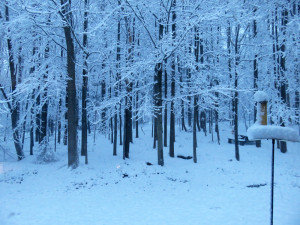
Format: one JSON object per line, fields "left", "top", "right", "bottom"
{"left": 247, "top": 124, "right": 300, "bottom": 142}
{"left": 254, "top": 91, "right": 268, "bottom": 102}
{"left": 247, "top": 91, "right": 300, "bottom": 142}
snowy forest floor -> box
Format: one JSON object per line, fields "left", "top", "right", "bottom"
{"left": 0, "top": 123, "right": 300, "bottom": 225}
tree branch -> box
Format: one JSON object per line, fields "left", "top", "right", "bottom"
{"left": 0, "top": 84, "right": 12, "bottom": 112}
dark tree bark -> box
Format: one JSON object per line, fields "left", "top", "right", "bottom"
{"left": 5, "top": 5, "right": 24, "bottom": 160}
{"left": 123, "top": 16, "right": 134, "bottom": 159}
{"left": 187, "top": 68, "right": 192, "bottom": 128}
{"left": 227, "top": 22, "right": 234, "bottom": 127}
{"left": 215, "top": 85, "right": 220, "bottom": 145}
{"left": 193, "top": 95, "right": 197, "bottom": 163}
{"left": 253, "top": 9, "right": 258, "bottom": 123}
{"left": 113, "top": 3, "right": 121, "bottom": 155}
{"left": 30, "top": 92, "right": 35, "bottom": 156}
{"left": 169, "top": 0, "right": 176, "bottom": 158}
{"left": 123, "top": 96, "right": 131, "bottom": 159}
{"left": 135, "top": 82, "right": 139, "bottom": 139}
{"left": 119, "top": 106, "right": 122, "bottom": 145}
{"left": 61, "top": 0, "right": 79, "bottom": 168}
{"left": 193, "top": 26, "right": 199, "bottom": 158}
{"left": 279, "top": 8, "right": 288, "bottom": 153}
{"left": 113, "top": 111, "right": 117, "bottom": 155}
{"left": 63, "top": 91, "right": 68, "bottom": 146}
{"left": 35, "top": 94, "right": 41, "bottom": 143}
{"left": 234, "top": 24, "right": 240, "bottom": 161}
{"left": 81, "top": 0, "right": 89, "bottom": 165}
{"left": 40, "top": 42, "right": 49, "bottom": 143}
{"left": 29, "top": 47, "right": 36, "bottom": 155}
{"left": 155, "top": 61, "right": 164, "bottom": 165}
{"left": 153, "top": 116, "right": 157, "bottom": 149}
{"left": 163, "top": 59, "right": 168, "bottom": 147}
{"left": 57, "top": 98, "right": 62, "bottom": 144}
{"left": 101, "top": 73, "right": 106, "bottom": 133}
{"left": 154, "top": 21, "right": 164, "bottom": 166}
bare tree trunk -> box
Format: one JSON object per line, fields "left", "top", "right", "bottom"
{"left": 61, "top": 0, "right": 78, "bottom": 168}
{"left": 253, "top": 15, "right": 258, "bottom": 123}
{"left": 63, "top": 89, "right": 68, "bottom": 145}
{"left": 119, "top": 106, "right": 122, "bottom": 145}
{"left": 35, "top": 94, "right": 41, "bottom": 143}
{"left": 215, "top": 89, "right": 220, "bottom": 145}
{"left": 57, "top": 98, "right": 62, "bottom": 144}
{"left": 227, "top": 22, "right": 234, "bottom": 127}
{"left": 164, "top": 59, "right": 168, "bottom": 147}
{"left": 123, "top": 15, "right": 134, "bottom": 159}
{"left": 193, "top": 95, "right": 197, "bottom": 163}
{"left": 279, "top": 8, "right": 288, "bottom": 153}
{"left": 40, "top": 42, "right": 49, "bottom": 143}
{"left": 114, "top": 3, "right": 121, "bottom": 155}
{"left": 5, "top": 5, "right": 24, "bottom": 160}
{"left": 154, "top": 21, "right": 164, "bottom": 166}
{"left": 30, "top": 93, "right": 34, "bottom": 155}
{"left": 135, "top": 82, "right": 139, "bottom": 138}
{"left": 81, "top": 0, "right": 89, "bottom": 165}
{"left": 152, "top": 116, "right": 157, "bottom": 148}
{"left": 155, "top": 61, "right": 164, "bottom": 165}
{"left": 234, "top": 24, "right": 240, "bottom": 161}
{"left": 169, "top": 0, "right": 176, "bottom": 158}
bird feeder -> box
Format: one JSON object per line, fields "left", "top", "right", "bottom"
{"left": 248, "top": 91, "right": 300, "bottom": 225}
{"left": 254, "top": 91, "right": 268, "bottom": 125}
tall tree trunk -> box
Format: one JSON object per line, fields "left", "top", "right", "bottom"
{"left": 169, "top": 0, "right": 176, "bottom": 158}
{"left": 227, "top": 22, "right": 234, "bottom": 127}
{"left": 193, "top": 95, "right": 197, "bottom": 163}
{"left": 253, "top": 10, "right": 258, "bottom": 123}
{"left": 115, "top": 3, "right": 122, "bottom": 149}
{"left": 5, "top": 5, "right": 24, "bottom": 160}
{"left": 57, "top": 101, "right": 62, "bottom": 143}
{"left": 279, "top": 8, "right": 288, "bottom": 153}
{"left": 215, "top": 89, "right": 220, "bottom": 145}
{"left": 61, "top": 0, "right": 78, "bottom": 168}
{"left": 123, "top": 15, "right": 134, "bottom": 159}
{"left": 81, "top": 0, "right": 89, "bottom": 165}
{"left": 119, "top": 106, "right": 122, "bottom": 145}
{"left": 101, "top": 75, "right": 106, "bottom": 133}
{"left": 135, "top": 82, "right": 139, "bottom": 138}
{"left": 63, "top": 91, "right": 68, "bottom": 145}
{"left": 234, "top": 25, "right": 240, "bottom": 161}
{"left": 35, "top": 94, "right": 41, "bottom": 143}
{"left": 153, "top": 116, "right": 157, "bottom": 149}
{"left": 40, "top": 41, "right": 49, "bottom": 143}
{"left": 154, "top": 21, "right": 164, "bottom": 166}
{"left": 164, "top": 59, "right": 168, "bottom": 147}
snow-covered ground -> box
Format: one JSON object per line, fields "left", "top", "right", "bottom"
{"left": 1, "top": 123, "right": 300, "bottom": 225}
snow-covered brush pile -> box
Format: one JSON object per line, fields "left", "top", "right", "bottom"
{"left": 35, "top": 140, "right": 58, "bottom": 164}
